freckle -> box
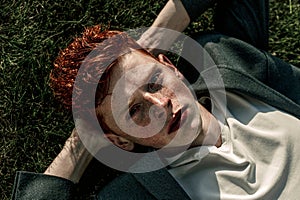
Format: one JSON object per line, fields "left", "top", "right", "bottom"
{"left": 191, "top": 118, "right": 200, "bottom": 129}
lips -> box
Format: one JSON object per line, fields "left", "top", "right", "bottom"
{"left": 168, "top": 106, "right": 186, "bottom": 134}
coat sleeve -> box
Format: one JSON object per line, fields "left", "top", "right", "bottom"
{"left": 180, "top": 0, "right": 218, "bottom": 22}
{"left": 194, "top": 33, "right": 300, "bottom": 105}
{"left": 96, "top": 169, "right": 191, "bottom": 200}
{"left": 178, "top": 33, "right": 300, "bottom": 118}
{"left": 11, "top": 171, "right": 76, "bottom": 200}
{"left": 264, "top": 54, "right": 300, "bottom": 105}
{"left": 96, "top": 173, "right": 157, "bottom": 200}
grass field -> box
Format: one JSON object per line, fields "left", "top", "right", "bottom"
{"left": 0, "top": 0, "right": 299, "bottom": 199}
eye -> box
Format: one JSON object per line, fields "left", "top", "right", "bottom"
{"left": 148, "top": 71, "right": 162, "bottom": 93}
{"left": 129, "top": 103, "right": 141, "bottom": 118}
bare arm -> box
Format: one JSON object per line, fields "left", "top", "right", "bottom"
{"left": 44, "top": 119, "right": 110, "bottom": 183}
{"left": 137, "top": 0, "right": 190, "bottom": 55}
{"left": 151, "top": 0, "right": 190, "bottom": 32}
{"left": 44, "top": 129, "right": 93, "bottom": 183}
{"left": 138, "top": 0, "right": 220, "bottom": 55}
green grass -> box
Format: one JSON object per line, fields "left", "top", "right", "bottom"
{"left": 0, "top": 0, "right": 299, "bottom": 199}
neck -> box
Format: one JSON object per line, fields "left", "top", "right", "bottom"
{"left": 190, "top": 103, "right": 222, "bottom": 148}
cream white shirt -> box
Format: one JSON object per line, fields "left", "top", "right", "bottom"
{"left": 168, "top": 92, "right": 300, "bottom": 200}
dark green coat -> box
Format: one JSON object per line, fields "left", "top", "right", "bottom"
{"left": 11, "top": 0, "right": 300, "bottom": 199}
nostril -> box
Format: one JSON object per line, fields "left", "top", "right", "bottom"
{"left": 157, "top": 110, "right": 165, "bottom": 119}
{"left": 150, "top": 104, "right": 167, "bottom": 120}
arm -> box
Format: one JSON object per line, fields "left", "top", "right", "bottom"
{"left": 137, "top": 0, "right": 218, "bottom": 55}
{"left": 44, "top": 118, "right": 110, "bottom": 183}
{"left": 44, "top": 128, "right": 94, "bottom": 183}
{"left": 12, "top": 171, "right": 75, "bottom": 200}
{"left": 11, "top": 130, "right": 83, "bottom": 200}
{"left": 150, "top": 0, "right": 190, "bottom": 33}
{"left": 137, "top": 0, "right": 190, "bottom": 55}
{"left": 12, "top": 119, "right": 110, "bottom": 199}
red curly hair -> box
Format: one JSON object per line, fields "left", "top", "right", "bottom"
{"left": 50, "top": 25, "right": 151, "bottom": 115}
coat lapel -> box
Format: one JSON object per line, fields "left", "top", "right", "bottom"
{"left": 192, "top": 66, "right": 300, "bottom": 119}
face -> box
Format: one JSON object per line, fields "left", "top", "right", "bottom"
{"left": 98, "top": 50, "right": 202, "bottom": 150}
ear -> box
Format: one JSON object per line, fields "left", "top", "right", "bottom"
{"left": 157, "top": 54, "right": 184, "bottom": 80}
{"left": 106, "top": 133, "right": 135, "bottom": 151}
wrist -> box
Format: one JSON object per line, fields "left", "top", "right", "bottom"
{"left": 137, "top": 0, "right": 190, "bottom": 55}
{"left": 44, "top": 129, "right": 94, "bottom": 183}
{"left": 152, "top": 0, "right": 190, "bottom": 31}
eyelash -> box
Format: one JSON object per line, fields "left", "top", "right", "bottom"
{"left": 128, "top": 71, "right": 163, "bottom": 119}
{"left": 129, "top": 103, "right": 141, "bottom": 118}
{"left": 147, "top": 71, "right": 162, "bottom": 93}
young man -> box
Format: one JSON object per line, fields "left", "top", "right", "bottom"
{"left": 12, "top": 0, "right": 300, "bottom": 199}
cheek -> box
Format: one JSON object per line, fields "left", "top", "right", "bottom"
{"left": 100, "top": 109, "right": 126, "bottom": 136}
{"left": 161, "top": 86, "right": 176, "bottom": 99}
{"left": 161, "top": 86, "right": 181, "bottom": 111}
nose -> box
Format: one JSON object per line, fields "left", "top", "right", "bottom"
{"left": 143, "top": 92, "right": 171, "bottom": 121}
{"left": 143, "top": 92, "right": 170, "bottom": 107}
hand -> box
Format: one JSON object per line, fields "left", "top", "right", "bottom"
{"left": 44, "top": 119, "right": 110, "bottom": 183}
{"left": 74, "top": 118, "right": 111, "bottom": 155}
{"left": 137, "top": 0, "right": 190, "bottom": 55}
{"left": 137, "top": 27, "right": 180, "bottom": 56}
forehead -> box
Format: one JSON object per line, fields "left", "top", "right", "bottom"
{"left": 98, "top": 50, "right": 161, "bottom": 133}
{"left": 102, "top": 50, "right": 160, "bottom": 108}
{"left": 107, "top": 50, "right": 159, "bottom": 93}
